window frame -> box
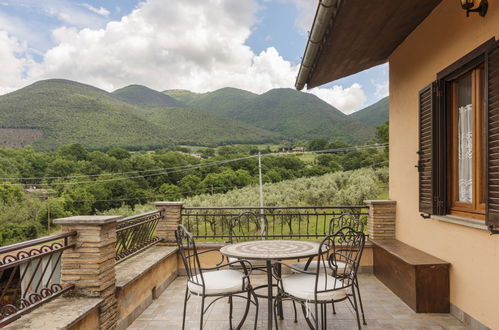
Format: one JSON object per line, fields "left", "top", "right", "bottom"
{"left": 448, "top": 66, "right": 485, "bottom": 219}
{"left": 434, "top": 40, "right": 495, "bottom": 220}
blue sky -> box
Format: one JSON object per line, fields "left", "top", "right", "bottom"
{"left": 0, "top": 0, "right": 388, "bottom": 113}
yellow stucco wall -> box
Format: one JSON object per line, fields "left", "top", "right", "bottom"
{"left": 389, "top": 0, "right": 499, "bottom": 327}
{"left": 69, "top": 308, "right": 99, "bottom": 330}
{"left": 116, "top": 253, "right": 177, "bottom": 327}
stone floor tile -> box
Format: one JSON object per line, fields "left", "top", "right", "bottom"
{"left": 129, "top": 274, "right": 467, "bottom": 329}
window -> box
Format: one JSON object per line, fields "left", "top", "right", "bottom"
{"left": 417, "top": 38, "right": 499, "bottom": 232}
{"left": 449, "top": 66, "right": 485, "bottom": 219}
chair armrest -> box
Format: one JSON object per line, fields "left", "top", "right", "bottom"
{"left": 271, "top": 261, "right": 316, "bottom": 281}
{"left": 201, "top": 259, "right": 254, "bottom": 276}
{"left": 195, "top": 248, "right": 226, "bottom": 266}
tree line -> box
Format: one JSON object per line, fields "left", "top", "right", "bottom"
{"left": 0, "top": 130, "right": 388, "bottom": 245}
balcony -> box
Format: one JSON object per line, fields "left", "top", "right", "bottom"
{"left": 0, "top": 202, "right": 466, "bottom": 329}
{"left": 129, "top": 274, "right": 465, "bottom": 329}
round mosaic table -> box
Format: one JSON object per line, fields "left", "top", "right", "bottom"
{"left": 220, "top": 240, "right": 321, "bottom": 329}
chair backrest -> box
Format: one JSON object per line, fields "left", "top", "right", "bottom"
{"left": 227, "top": 212, "right": 266, "bottom": 243}
{"left": 314, "top": 226, "right": 365, "bottom": 297}
{"left": 328, "top": 212, "right": 365, "bottom": 235}
{"left": 175, "top": 224, "right": 205, "bottom": 288}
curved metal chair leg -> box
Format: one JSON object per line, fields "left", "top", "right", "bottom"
{"left": 314, "top": 303, "right": 319, "bottom": 330}
{"left": 331, "top": 301, "right": 336, "bottom": 314}
{"left": 234, "top": 291, "right": 252, "bottom": 330}
{"left": 251, "top": 290, "right": 259, "bottom": 330}
{"left": 323, "top": 304, "right": 327, "bottom": 329}
{"left": 273, "top": 298, "right": 279, "bottom": 330}
{"left": 292, "top": 300, "right": 298, "bottom": 322}
{"left": 355, "top": 276, "right": 367, "bottom": 325}
{"left": 229, "top": 296, "right": 234, "bottom": 330}
{"left": 351, "top": 286, "right": 362, "bottom": 330}
{"left": 200, "top": 296, "right": 206, "bottom": 330}
{"left": 182, "top": 287, "right": 189, "bottom": 330}
{"left": 301, "top": 303, "right": 315, "bottom": 330}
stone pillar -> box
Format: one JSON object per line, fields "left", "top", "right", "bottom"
{"left": 364, "top": 200, "right": 396, "bottom": 240}
{"left": 153, "top": 201, "right": 184, "bottom": 244}
{"left": 54, "top": 215, "right": 121, "bottom": 330}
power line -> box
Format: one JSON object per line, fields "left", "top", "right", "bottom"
{"left": 71, "top": 159, "right": 388, "bottom": 204}
{"left": 72, "top": 184, "right": 254, "bottom": 203}
{"left": 0, "top": 154, "right": 258, "bottom": 181}
{"left": 0, "top": 144, "right": 387, "bottom": 187}
{"left": 0, "top": 155, "right": 259, "bottom": 186}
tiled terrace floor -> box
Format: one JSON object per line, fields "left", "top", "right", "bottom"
{"left": 129, "top": 274, "right": 467, "bottom": 329}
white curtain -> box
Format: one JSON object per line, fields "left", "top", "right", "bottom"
{"left": 458, "top": 104, "right": 473, "bottom": 203}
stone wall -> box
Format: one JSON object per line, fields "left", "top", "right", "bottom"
{"left": 115, "top": 246, "right": 178, "bottom": 329}
{"left": 364, "top": 200, "right": 396, "bottom": 240}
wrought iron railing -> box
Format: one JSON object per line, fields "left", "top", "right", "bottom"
{"left": 115, "top": 210, "right": 163, "bottom": 263}
{"left": 0, "top": 232, "right": 76, "bottom": 326}
{"left": 182, "top": 206, "right": 368, "bottom": 241}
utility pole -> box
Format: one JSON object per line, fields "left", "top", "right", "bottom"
{"left": 258, "top": 152, "right": 266, "bottom": 238}
{"left": 47, "top": 196, "right": 51, "bottom": 233}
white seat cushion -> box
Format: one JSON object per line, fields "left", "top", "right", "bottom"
{"left": 292, "top": 260, "right": 347, "bottom": 274}
{"left": 188, "top": 269, "right": 247, "bottom": 295}
{"left": 228, "top": 256, "right": 267, "bottom": 268}
{"left": 281, "top": 273, "right": 349, "bottom": 301}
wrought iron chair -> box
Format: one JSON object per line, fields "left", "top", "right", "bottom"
{"left": 175, "top": 224, "right": 259, "bottom": 330}
{"left": 226, "top": 212, "right": 268, "bottom": 270}
{"left": 291, "top": 213, "right": 367, "bottom": 324}
{"left": 273, "top": 227, "right": 366, "bottom": 329}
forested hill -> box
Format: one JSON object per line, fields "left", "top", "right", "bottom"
{"left": 134, "top": 107, "right": 285, "bottom": 146}
{"left": 0, "top": 79, "right": 386, "bottom": 150}
{"left": 166, "top": 87, "right": 375, "bottom": 144}
{"left": 112, "top": 84, "right": 187, "bottom": 108}
{"left": 349, "top": 96, "right": 388, "bottom": 127}
{"left": 0, "top": 80, "right": 283, "bottom": 149}
{"left": 165, "top": 87, "right": 258, "bottom": 117}
{"left": 0, "top": 79, "right": 173, "bottom": 150}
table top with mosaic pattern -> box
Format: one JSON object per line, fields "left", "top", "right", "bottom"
{"left": 220, "top": 240, "right": 322, "bottom": 260}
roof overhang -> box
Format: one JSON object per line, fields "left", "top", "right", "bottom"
{"left": 295, "top": 0, "right": 442, "bottom": 90}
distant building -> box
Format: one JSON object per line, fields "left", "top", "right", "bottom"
{"left": 291, "top": 147, "right": 304, "bottom": 153}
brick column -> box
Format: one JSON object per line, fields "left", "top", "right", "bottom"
{"left": 153, "top": 201, "right": 184, "bottom": 244}
{"left": 364, "top": 200, "right": 396, "bottom": 240}
{"left": 54, "top": 215, "right": 121, "bottom": 330}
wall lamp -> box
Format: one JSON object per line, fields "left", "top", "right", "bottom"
{"left": 460, "top": 0, "right": 488, "bottom": 17}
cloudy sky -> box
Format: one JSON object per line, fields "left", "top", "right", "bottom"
{"left": 0, "top": 0, "right": 388, "bottom": 114}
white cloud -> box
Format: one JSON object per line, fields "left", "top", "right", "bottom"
{"left": 278, "top": 0, "right": 317, "bottom": 34}
{"left": 2, "top": 0, "right": 107, "bottom": 28}
{"left": 307, "top": 83, "right": 367, "bottom": 114}
{"left": 81, "top": 3, "right": 110, "bottom": 17}
{"left": 0, "top": 0, "right": 363, "bottom": 114}
{"left": 23, "top": 0, "right": 299, "bottom": 94}
{"left": 372, "top": 79, "right": 389, "bottom": 98}
{"left": 0, "top": 31, "right": 34, "bottom": 94}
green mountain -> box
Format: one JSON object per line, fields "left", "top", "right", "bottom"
{"left": 349, "top": 97, "right": 388, "bottom": 127}
{"left": 167, "top": 87, "right": 375, "bottom": 143}
{"left": 0, "top": 79, "right": 284, "bottom": 150}
{"left": 112, "top": 85, "right": 186, "bottom": 108}
{"left": 164, "top": 87, "right": 258, "bottom": 117}
{"left": 143, "top": 107, "right": 284, "bottom": 146}
{"left": 0, "top": 79, "right": 173, "bottom": 150}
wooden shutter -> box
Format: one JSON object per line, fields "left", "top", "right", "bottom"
{"left": 418, "top": 82, "right": 446, "bottom": 216}
{"left": 486, "top": 42, "right": 499, "bottom": 231}
{"left": 418, "top": 84, "right": 436, "bottom": 215}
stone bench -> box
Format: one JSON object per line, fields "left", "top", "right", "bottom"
{"left": 371, "top": 239, "right": 450, "bottom": 313}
